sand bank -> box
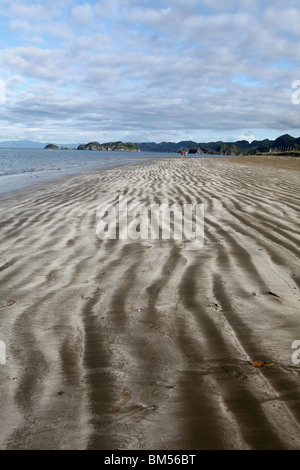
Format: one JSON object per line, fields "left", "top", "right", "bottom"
{"left": 0, "top": 155, "right": 299, "bottom": 450}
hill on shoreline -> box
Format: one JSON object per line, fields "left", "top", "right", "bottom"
{"left": 134, "top": 134, "right": 300, "bottom": 155}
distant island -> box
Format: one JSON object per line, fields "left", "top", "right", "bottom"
{"left": 78, "top": 140, "right": 140, "bottom": 152}
{"left": 44, "top": 144, "right": 59, "bottom": 150}
{"left": 43, "top": 141, "right": 140, "bottom": 151}
{"left": 77, "top": 141, "right": 140, "bottom": 151}
{"left": 44, "top": 144, "right": 72, "bottom": 150}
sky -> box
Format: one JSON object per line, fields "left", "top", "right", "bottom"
{"left": 0, "top": 0, "right": 299, "bottom": 144}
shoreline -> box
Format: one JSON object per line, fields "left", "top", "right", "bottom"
{"left": 0, "top": 159, "right": 144, "bottom": 201}
{"left": 1, "top": 153, "right": 299, "bottom": 201}
{"left": 0, "top": 155, "right": 299, "bottom": 450}
{"left": 0, "top": 155, "right": 160, "bottom": 199}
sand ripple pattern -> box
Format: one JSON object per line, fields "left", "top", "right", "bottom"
{"left": 0, "top": 157, "right": 300, "bottom": 449}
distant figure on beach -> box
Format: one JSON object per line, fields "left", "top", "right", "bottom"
{"left": 181, "top": 151, "right": 183, "bottom": 158}
{"left": 185, "top": 151, "right": 188, "bottom": 158}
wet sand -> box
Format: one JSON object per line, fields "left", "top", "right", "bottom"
{"left": 0, "top": 155, "right": 300, "bottom": 450}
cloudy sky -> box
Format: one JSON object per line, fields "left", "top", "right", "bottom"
{"left": 0, "top": 0, "right": 299, "bottom": 144}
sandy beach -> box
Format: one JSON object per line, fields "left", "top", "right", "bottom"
{"left": 0, "top": 155, "right": 299, "bottom": 450}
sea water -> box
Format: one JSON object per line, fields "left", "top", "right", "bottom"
{"left": 0, "top": 148, "right": 177, "bottom": 196}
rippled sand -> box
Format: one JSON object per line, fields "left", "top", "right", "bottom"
{"left": 0, "top": 156, "right": 299, "bottom": 450}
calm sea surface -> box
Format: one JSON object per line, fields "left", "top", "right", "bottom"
{"left": 0, "top": 148, "right": 177, "bottom": 196}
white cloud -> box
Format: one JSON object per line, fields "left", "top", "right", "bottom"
{"left": 10, "top": 3, "right": 51, "bottom": 20}
{"left": 237, "top": 133, "right": 256, "bottom": 143}
{"left": 0, "top": 0, "right": 299, "bottom": 142}
{"left": 71, "top": 3, "right": 93, "bottom": 29}
{"left": 0, "top": 46, "right": 74, "bottom": 82}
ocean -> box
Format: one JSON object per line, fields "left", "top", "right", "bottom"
{"left": 0, "top": 148, "right": 177, "bottom": 196}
